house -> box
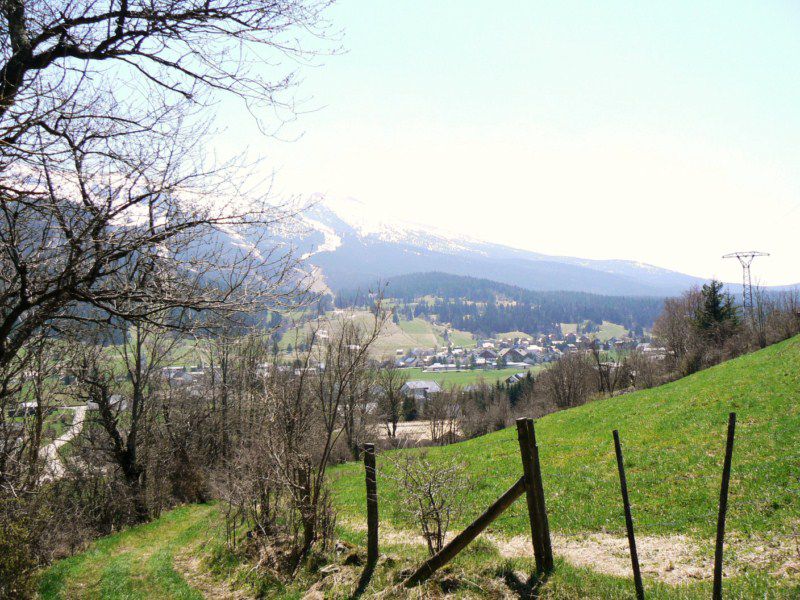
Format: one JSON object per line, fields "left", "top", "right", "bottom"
{"left": 7, "top": 402, "right": 40, "bottom": 418}
{"left": 526, "top": 345, "right": 545, "bottom": 359}
{"left": 477, "top": 348, "right": 498, "bottom": 360}
{"left": 161, "top": 366, "right": 195, "bottom": 384}
{"left": 400, "top": 380, "right": 442, "bottom": 401}
{"left": 500, "top": 348, "right": 528, "bottom": 363}
{"left": 505, "top": 372, "right": 529, "bottom": 385}
{"left": 86, "top": 394, "right": 129, "bottom": 411}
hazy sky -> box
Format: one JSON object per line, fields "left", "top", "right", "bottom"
{"left": 215, "top": 1, "right": 800, "bottom": 285}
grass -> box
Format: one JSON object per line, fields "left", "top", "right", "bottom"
{"left": 596, "top": 320, "right": 628, "bottom": 341}
{"left": 559, "top": 321, "right": 628, "bottom": 341}
{"left": 401, "top": 365, "right": 544, "bottom": 386}
{"left": 446, "top": 329, "right": 477, "bottom": 348}
{"left": 39, "top": 504, "right": 217, "bottom": 599}
{"left": 559, "top": 323, "right": 578, "bottom": 336}
{"left": 495, "top": 330, "right": 536, "bottom": 340}
{"left": 279, "top": 312, "right": 476, "bottom": 358}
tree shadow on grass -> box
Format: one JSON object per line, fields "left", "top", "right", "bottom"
{"left": 352, "top": 561, "right": 376, "bottom": 598}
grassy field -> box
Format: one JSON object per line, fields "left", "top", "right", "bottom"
{"left": 333, "top": 335, "right": 800, "bottom": 537}
{"left": 559, "top": 321, "right": 628, "bottom": 341}
{"left": 278, "top": 312, "right": 476, "bottom": 358}
{"left": 495, "top": 330, "right": 535, "bottom": 340}
{"left": 596, "top": 320, "right": 628, "bottom": 341}
{"left": 401, "top": 365, "right": 544, "bottom": 386}
{"left": 559, "top": 323, "right": 578, "bottom": 336}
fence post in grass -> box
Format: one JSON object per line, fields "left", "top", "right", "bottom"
{"left": 713, "top": 412, "right": 736, "bottom": 600}
{"left": 517, "top": 418, "right": 546, "bottom": 573}
{"left": 526, "top": 418, "right": 554, "bottom": 571}
{"left": 364, "top": 443, "right": 379, "bottom": 567}
{"left": 613, "top": 429, "right": 644, "bottom": 600}
{"left": 517, "top": 418, "right": 553, "bottom": 573}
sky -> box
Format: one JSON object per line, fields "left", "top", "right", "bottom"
{"left": 214, "top": 0, "right": 800, "bottom": 285}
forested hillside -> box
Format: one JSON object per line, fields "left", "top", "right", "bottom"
{"left": 336, "top": 272, "right": 665, "bottom": 335}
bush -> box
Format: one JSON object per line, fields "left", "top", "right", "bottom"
{"left": 0, "top": 498, "right": 38, "bottom": 599}
{"left": 388, "top": 451, "right": 472, "bottom": 556}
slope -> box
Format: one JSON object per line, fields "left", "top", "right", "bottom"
{"left": 329, "top": 335, "right": 800, "bottom": 593}
{"left": 332, "top": 335, "right": 799, "bottom": 537}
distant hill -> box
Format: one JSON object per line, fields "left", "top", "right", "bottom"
{"left": 337, "top": 271, "right": 664, "bottom": 333}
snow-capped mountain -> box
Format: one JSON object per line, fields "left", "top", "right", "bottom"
{"left": 290, "top": 197, "right": 707, "bottom": 296}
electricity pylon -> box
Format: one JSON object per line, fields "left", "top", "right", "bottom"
{"left": 722, "top": 251, "right": 769, "bottom": 315}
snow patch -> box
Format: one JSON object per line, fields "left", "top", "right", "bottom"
{"left": 300, "top": 216, "right": 342, "bottom": 259}
{"left": 318, "top": 196, "right": 488, "bottom": 256}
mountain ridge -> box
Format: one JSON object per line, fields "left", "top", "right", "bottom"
{"left": 295, "top": 198, "right": 707, "bottom": 295}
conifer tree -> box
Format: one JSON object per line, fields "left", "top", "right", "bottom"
{"left": 693, "top": 279, "right": 739, "bottom": 340}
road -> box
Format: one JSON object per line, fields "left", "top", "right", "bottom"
{"left": 39, "top": 405, "right": 87, "bottom": 482}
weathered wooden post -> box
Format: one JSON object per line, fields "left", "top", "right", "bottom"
{"left": 517, "top": 418, "right": 545, "bottom": 572}
{"left": 363, "top": 443, "right": 379, "bottom": 567}
{"left": 526, "top": 418, "right": 554, "bottom": 571}
{"left": 613, "top": 429, "right": 644, "bottom": 600}
{"left": 516, "top": 418, "right": 554, "bottom": 572}
{"left": 713, "top": 413, "right": 736, "bottom": 600}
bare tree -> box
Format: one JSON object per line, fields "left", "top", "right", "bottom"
{"left": 222, "top": 308, "right": 387, "bottom": 568}
{"left": 653, "top": 288, "right": 704, "bottom": 375}
{"left": 589, "top": 341, "right": 628, "bottom": 397}
{"left": 67, "top": 323, "right": 161, "bottom": 518}
{"left": 0, "top": 0, "right": 328, "bottom": 394}
{"left": 0, "top": 334, "right": 60, "bottom": 493}
{"left": 767, "top": 290, "right": 800, "bottom": 343}
{"left": 377, "top": 362, "right": 407, "bottom": 438}
{"left": 626, "top": 349, "right": 665, "bottom": 390}
{"left": 540, "top": 351, "right": 594, "bottom": 409}
{"left": 0, "top": 1, "right": 335, "bottom": 591}
{"left": 426, "top": 385, "right": 461, "bottom": 445}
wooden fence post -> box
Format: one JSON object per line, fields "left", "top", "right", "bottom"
{"left": 713, "top": 413, "right": 736, "bottom": 600}
{"left": 613, "top": 429, "right": 644, "bottom": 600}
{"left": 403, "top": 477, "right": 527, "bottom": 587}
{"left": 526, "top": 418, "right": 554, "bottom": 571}
{"left": 363, "top": 443, "right": 379, "bottom": 567}
{"left": 517, "top": 418, "right": 545, "bottom": 573}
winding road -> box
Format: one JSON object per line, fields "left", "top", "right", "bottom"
{"left": 39, "top": 405, "right": 87, "bottom": 481}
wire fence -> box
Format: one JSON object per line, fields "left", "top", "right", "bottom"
{"left": 354, "top": 411, "right": 787, "bottom": 597}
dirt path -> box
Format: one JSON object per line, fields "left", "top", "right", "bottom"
{"left": 341, "top": 520, "right": 800, "bottom": 585}
{"left": 491, "top": 532, "right": 710, "bottom": 584}
{"left": 494, "top": 530, "right": 799, "bottom": 584}
{"left": 40, "top": 405, "right": 87, "bottom": 481}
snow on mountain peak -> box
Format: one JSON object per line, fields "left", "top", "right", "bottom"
{"left": 305, "top": 195, "right": 486, "bottom": 255}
